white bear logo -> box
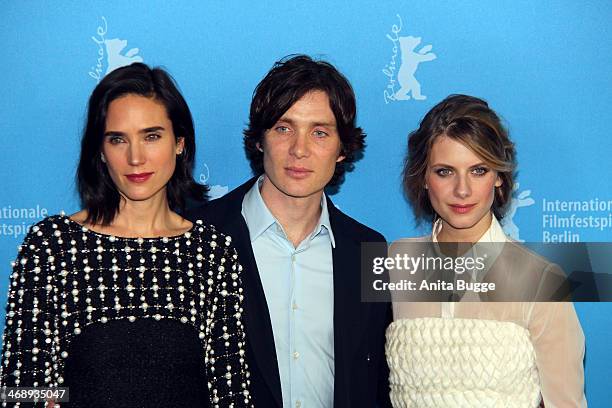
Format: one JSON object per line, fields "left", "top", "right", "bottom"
{"left": 394, "top": 36, "right": 436, "bottom": 101}
{"left": 104, "top": 38, "right": 143, "bottom": 75}
{"left": 208, "top": 185, "right": 229, "bottom": 200}
{"left": 502, "top": 183, "right": 535, "bottom": 242}
{"left": 199, "top": 164, "right": 229, "bottom": 200}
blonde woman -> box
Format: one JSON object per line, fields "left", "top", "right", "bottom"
{"left": 386, "top": 94, "right": 586, "bottom": 407}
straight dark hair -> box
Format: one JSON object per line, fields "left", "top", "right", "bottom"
{"left": 243, "top": 54, "right": 365, "bottom": 186}
{"left": 77, "top": 63, "right": 207, "bottom": 225}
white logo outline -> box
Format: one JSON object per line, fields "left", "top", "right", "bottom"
{"left": 199, "top": 164, "right": 229, "bottom": 200}
{"left": 502, "top": 182, "right": 535, "bottom": 242}
{"left": 383, "top": 15, "right": 437, "bottom": 103}
{"left": 89, "top": 17, "right": 143, "bottom": 82}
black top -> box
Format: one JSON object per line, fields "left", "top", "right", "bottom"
{"left": 0, "top": 215, "right": 253, "bottom": 407}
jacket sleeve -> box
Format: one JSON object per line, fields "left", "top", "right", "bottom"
{"left": 204, "top": 230, "right": 254, "bottom": 407}
{"left": 372, "top": 231, "right": 393, "bottom": 408}
{"left": 377, "top": 303, "right": 393, "bottom": 408}
{"left": 1, "top": 224, "right": 59, "bottom": 395}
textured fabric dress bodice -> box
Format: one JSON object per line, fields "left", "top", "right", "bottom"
{"left": 0, "top": 215, "right": 253, "bottom": 407}
{"left": 385, "top": 318, "right": 541, "bottom": 408}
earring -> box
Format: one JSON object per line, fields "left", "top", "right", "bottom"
{"left": 101, "top": 153, "right": 106, "bottom": 163}
{"left": 177, "top": 149, "right": 183, "bottom": 155}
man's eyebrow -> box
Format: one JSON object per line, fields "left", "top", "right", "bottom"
{"left": 275, "top": 117, "right": 337, "bottom": 128}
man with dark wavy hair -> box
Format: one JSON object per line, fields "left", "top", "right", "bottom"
{"left": 187, "top": 55, "right": 391, "bottom": 408}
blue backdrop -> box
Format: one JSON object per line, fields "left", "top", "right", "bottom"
{"left": 1, "top": 1, "right": 610, "bottom": 404}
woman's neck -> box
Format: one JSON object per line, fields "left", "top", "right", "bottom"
{"left": 75, "top": 193, "right": 191, "bottom": 238}
{"left": 437, "top": 212, "right": 493, "bottom": 243}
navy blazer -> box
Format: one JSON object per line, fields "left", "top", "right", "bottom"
{"left": 186, "top": 177, "right": 392, "bottom": 408}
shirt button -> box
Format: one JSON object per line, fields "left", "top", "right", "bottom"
{"left": 292, "top": 302, "right": 298, "bottom": 311}
{"left": 296, "top": 401, "right": 301, "bottom": 408}
{"left": 293, "top": 351, "right": 300, "bottom": 359}
{"left": 291, "top": 254, "right": 296, "bottom": 262}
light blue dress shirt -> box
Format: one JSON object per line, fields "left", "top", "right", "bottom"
{"left": 241, "top": 176, "right": 335, "bottom": 408}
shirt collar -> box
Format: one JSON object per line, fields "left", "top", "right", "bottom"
{"left": 432, "top": 214, "right": 507, "bottom": 243}
{"left": 241, "top": 175, "right": 336, "bottom": 247}
{"left": 476, "top": 215, "right": 507, "bottom": 243}
{"left": 318, "top": 193, "right": 336, "bottom": 247}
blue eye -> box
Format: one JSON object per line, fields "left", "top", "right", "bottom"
{"left": 435, "top": 168, "right": 452, "bottom": 177}
{"left": 472, "top": 167, "right": 489, "bottom": 176}
{"left": 275, "top": 126, "right": 290, "bottom": 133}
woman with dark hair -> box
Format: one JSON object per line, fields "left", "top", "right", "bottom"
{"left": 386, "top": 95, "right": 586, "bottom": 407}
{"left": 0, "top": 63, "right": 253, "bottom": 407}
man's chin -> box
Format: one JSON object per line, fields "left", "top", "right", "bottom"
{"left": 282, "top": 188, "right": 323, "bottom": 200}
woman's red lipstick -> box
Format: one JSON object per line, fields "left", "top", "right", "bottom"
{"left": 125, "top": 172, "right": 153, "bottom": 183}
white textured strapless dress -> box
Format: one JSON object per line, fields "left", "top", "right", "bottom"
{"left": 385, "top": 318, "right": 542, "bottom": 408}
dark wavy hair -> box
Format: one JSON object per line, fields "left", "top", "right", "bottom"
{"left": 244, "top": 54, "right": 365, "bottom": 186}
{"left": 402, "top": 94, "right": 516, "bottom": 223}
{"left": 77, "top": 62, "right": 207, "bottom": 225}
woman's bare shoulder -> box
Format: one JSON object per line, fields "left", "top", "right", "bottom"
{"left": 69, "top": 210, "right": 89, "bottom": 224}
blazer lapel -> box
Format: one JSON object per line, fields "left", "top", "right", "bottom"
{"left": 328, "top": 202, "right": 369, "bottom": 407}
